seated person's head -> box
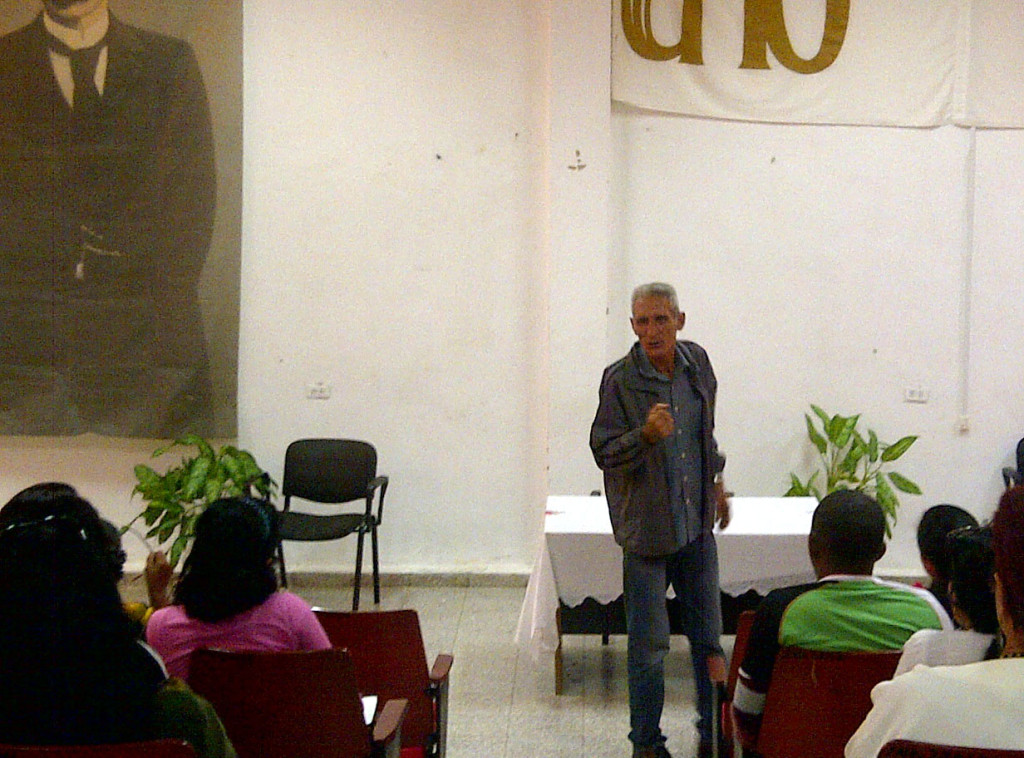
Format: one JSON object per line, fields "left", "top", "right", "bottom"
{"left": 992, "top": 486, "right": 1024, "bottom": 641}
{"left": 946, "top": 525, "right": 997, "bottom": 634}
{"left": 0, "top": 482, "right": 162, "bottom": 744}
{"left": 174, "top": 496, "right": 280, "bottom": 623}
{"left": 808, "top": 490, "right": 886, "bottom": 577}
{"left": 917, "top": 504, "right": 978, "bottom": 586}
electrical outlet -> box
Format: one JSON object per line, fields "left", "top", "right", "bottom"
{"left": 306, "top": 381, "right": 332, "bottom": 400}
{"left": 903, "top": 386, "right": 929, "bottom": 404}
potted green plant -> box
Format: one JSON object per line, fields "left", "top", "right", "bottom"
{"left": 785, "top": 404, "right": 922, "bottom": 535}
{"left": 126, "top": 433, "right": 276, "bottom": 566}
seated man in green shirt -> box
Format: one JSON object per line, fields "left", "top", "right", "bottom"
{"left": 731, "top": 490, "right": 951, "bottom": 751}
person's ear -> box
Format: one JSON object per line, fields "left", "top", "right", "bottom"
{"left": 921, "top": 556, "right": 938, "bottom": 579}
{"left": 677, "top": 311, "right": 686, "bottom": 330}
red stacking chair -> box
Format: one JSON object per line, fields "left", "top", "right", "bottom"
{"left": 315, "top": 609, "right": 452, "bottom": 758}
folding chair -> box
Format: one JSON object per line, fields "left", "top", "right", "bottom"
{"left": 276, "top": 439, "right": 389, "bottom": 610}
{"left": 756, "top": 647, "right": 901, "bottom": 758}
{"left": 188, "top": 648, "right": 407, "bottom": 758}
{"left": 314, "top": 609, "right": 452, "bottom": 758}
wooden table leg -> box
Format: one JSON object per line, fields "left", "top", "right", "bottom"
{"left": 555, "top": 605, "right": 564, "bottom": 695}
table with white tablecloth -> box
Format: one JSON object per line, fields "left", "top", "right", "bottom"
{"left": 514, "top": 495, "right": 817, "bottom": 692}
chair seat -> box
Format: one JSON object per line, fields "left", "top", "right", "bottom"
{"left": 278, "top": 511, "right": 366, "bottom": 541}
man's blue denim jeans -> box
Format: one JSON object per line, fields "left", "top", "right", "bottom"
{"left": 623, "top": 532, "right": 723, "bottom": 749}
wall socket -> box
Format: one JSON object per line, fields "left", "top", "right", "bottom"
{"left": 903, "top": 386, "right": 929, "bottom": 403}
{"left": 306, "top": 381, "right": 332, "bottom": 400}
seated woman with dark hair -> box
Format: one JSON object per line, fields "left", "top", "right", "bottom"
{"left": 915, "top": 503, "right": 979, "bottom": 617}
{"left": 846, "top": 486, "right": 1024, "bottom": 756}
{"left": 146, "top": 497, "right": 331, "bottom": 681}
{"left": 0, "top": 483, "right": 235, "bottom": 757}
{"left": 894, "top": 524, "right": 999, "bottom": 675}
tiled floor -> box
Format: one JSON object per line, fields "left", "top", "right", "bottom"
{"left": 286, "top": 581, "right": 737, "bottom": 758}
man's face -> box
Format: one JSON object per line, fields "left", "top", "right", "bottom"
{"left": 43, "top": 0, "right": 107, "bottom": 24}
{"left": 630, "top": 295, "right": 685, "bottom": 369}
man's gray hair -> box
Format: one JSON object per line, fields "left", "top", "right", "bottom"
{"left": 631, "top": 282, "right": 680, "bottom": 312}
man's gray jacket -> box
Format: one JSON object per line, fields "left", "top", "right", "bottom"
{"left": 590, "top": 340, "right": 725, "bottom": 557}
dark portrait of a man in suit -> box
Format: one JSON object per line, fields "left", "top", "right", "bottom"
{"left": 0, "top": 0, "right": 217, "bottom": 437}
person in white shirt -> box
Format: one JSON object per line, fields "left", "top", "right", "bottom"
{"left": 894, "top": 523, "right": 998, "bottom": 676}
{"left": 846, "top": 486, "right": 1024, "bottom": 756}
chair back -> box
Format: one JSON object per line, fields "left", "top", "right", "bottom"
{"left": 188, "top": 648, "right": 371, "bottom": 758}
{"left": 880, "top": 740, "right": 1024, "bottom": 758}
{"left": 0, "top": 742, "right": 195, "bottom": 757}
{"left": 314, "top": 610, "right": 434, "bottom": 752}
{"left": 726, "top": 609, "right": 756, "bottom": 699}
{"left": 756, "top": 647, "right": 901, "bottom": 758}
{"left": 283, "top": 439, "right": 377, "bottom": 505}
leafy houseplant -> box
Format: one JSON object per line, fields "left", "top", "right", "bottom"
{"left": 785, "top": 404, "right": 922, "bottom": 535}
{"left": 127, "top": 434, "right": 276, "bottom": 567}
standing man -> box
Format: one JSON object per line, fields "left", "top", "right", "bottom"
{"left": 0, "top": 0, "right": 216, "bottom": 437}
{"left": 591, "top": 282, "right": 731, "bottom": 758}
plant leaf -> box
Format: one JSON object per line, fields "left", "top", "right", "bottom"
{"left": 805, "top": 414, "right": 827, "bottom": 455}
{"left": 867, "top": 429, "right": 879, "bottom": 462}
{"left": 785, "top": 473, "right": 809, "bottom": 497}
{"left": 881, "top": 435, "right": 918, "bottom": 462}
{"left": 838, "top": 439, "right": 866, "bottom": 476}
{"left": 181, "top": 455, "right": 213, "bottom": 502}
{"left": 827, "top": 413, "right": 849, "bottom": 443}
{"left": 875, "top": 473, "right": 899, "bottom": 526}
{"left": 833, "top": 414, "right": 860, "bottom": 449}
{"left": 168, "top": 532, "right": 190, "bottom": 569}
{"left": 888, "top": 471, "right": 922, "bottom": 495}
{"left": 177, "top": 433, "right": 214, "bottom": 459}
{"left": 810, "top": 404, "right": 831, "bottom": 428}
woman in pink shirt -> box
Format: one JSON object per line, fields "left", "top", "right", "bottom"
{"left": 146, "top": 497, "right": 331, "bottom": 680}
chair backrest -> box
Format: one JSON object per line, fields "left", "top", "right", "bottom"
{"left": 314, "top": 610, "right": 433, "bottom": 751}
{"left": 187, "top": 648, "right": 371, "bottom": 758}
{"left": 880, "top": 740, "right": 1024, "bottom": 758}
{"left": 757, "top": 647, "right": 901, "bottom": 758}
{"left": 726, "top": 609, "right": 756, "bottom": 699}
{"left": 283, "top": 439, "right": 377, "bottom": 504}
{"left": 0, "top": 741, "right": 195, "bottom": 758}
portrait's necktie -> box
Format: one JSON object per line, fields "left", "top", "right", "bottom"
{"left": 47, "top": 34, "right": 106, "bottom": 113}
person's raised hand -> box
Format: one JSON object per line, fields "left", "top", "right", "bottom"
{"left": 641, "top": 402, "right": 674, "bottom": 444}
{"left": 145, "top": 550, "right": 173, "bottom": 609}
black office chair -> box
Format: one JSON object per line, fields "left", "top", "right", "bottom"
{"left": 1002, "top": 436, "right": 1024, "bottom": 489}
{"left": 275, "top": 439, "right": 388, "bottom": 610}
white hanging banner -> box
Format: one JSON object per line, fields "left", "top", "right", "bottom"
{"left": 964, "top": 1, "right": 1024, "bottom": 128}
{"left": 612, "top": 0, "right": 975, "bottom": 127}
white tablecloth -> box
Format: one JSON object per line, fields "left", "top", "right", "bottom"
{"left": 515, "top": 495, "right": 817, "bottom": 657}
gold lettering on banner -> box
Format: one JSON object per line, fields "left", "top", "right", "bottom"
{"left": 622, "top": 0, "right": 849, "bottom": 74}
{"left": 621, "top": 0, "right": 703, "bottom": 64}
{"left": 741, "top": 0, "right": 850, "bottom": 73}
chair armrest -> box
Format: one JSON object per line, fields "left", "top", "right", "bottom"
{"left": 429, "top": 653, "right": 454, "bottom": 685}
{"left": 371, "top": 698, "right": 409, "bottom": 758}
{"left": 428, "top": 655, "right": 453, "bottom": 758}
{"left": 369, "top": 475, "right": 389, "bottom": 493}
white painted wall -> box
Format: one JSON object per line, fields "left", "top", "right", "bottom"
{"left": 1, "top": 2, "right": 1022, "bottom": 579}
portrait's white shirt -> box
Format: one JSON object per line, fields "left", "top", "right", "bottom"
{"left": 44, "top": 10, "right": 110, "bottom": 104}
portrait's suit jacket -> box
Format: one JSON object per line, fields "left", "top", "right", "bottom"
{"left": 0, "top": 13, "right": 216, "bottom": 437}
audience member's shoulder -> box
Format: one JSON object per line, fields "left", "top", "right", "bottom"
{"left": 761, "top": 581, "right": 823, "bottom": 611}
{"left": 265, "top": 589, "right": 317, "bottom": 613}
